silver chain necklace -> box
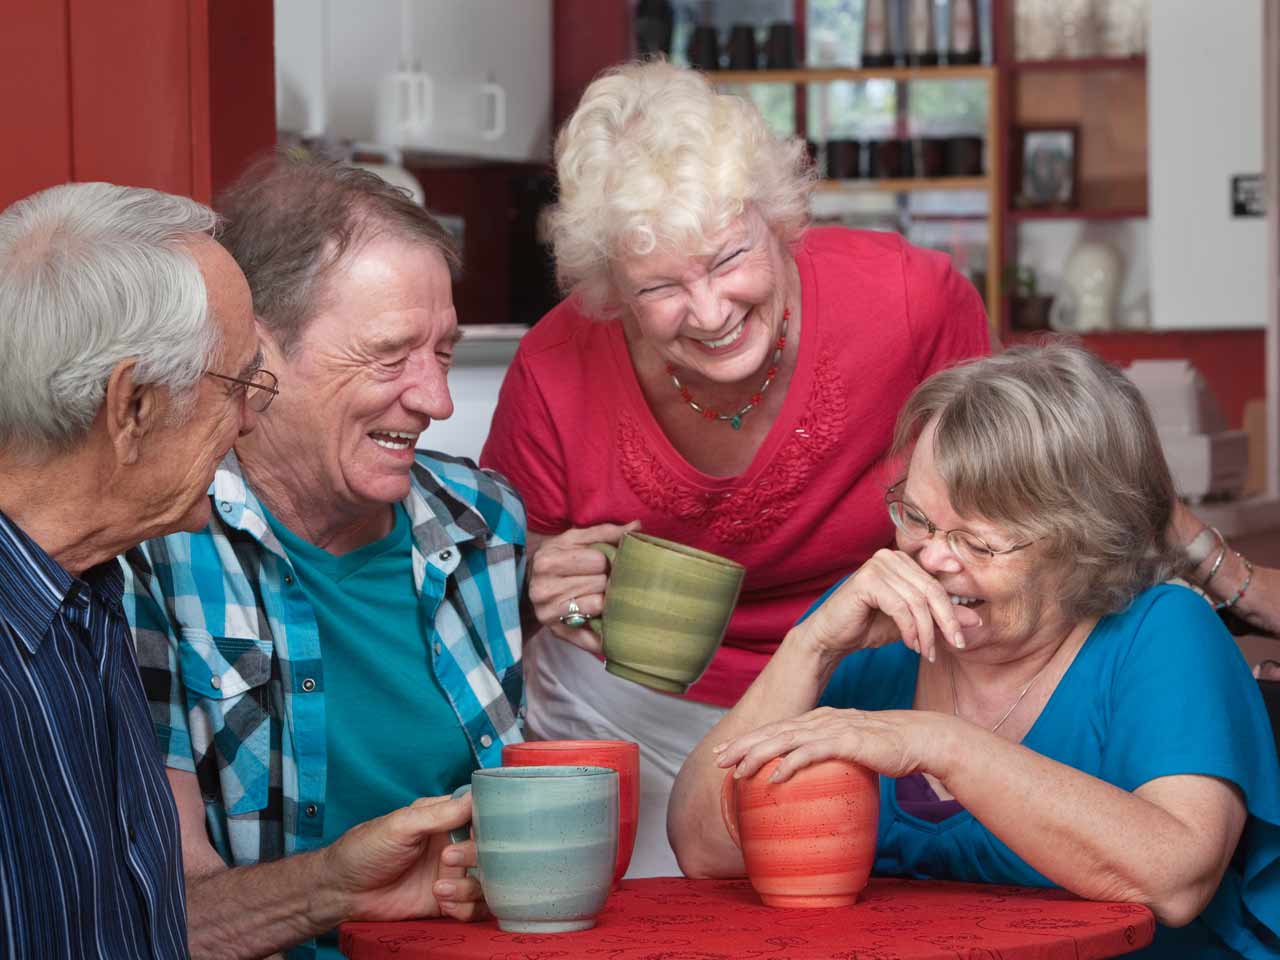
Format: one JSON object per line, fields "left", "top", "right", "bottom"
{"left": 950, "top": 656, "right": 1051, "bottom": 734}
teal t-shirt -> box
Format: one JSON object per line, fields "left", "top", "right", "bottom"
{"left": 816, "top": 583, "right": 1280, "bottom": 959}
{"left": 261, "top": 502, "right": 476, "bottom": 960}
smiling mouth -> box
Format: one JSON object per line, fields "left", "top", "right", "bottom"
{"left": 950, "top": 595, "right": 984, "bottom": 609}
{"left": 368, "top": 430, "right": 418, "bottom": 451}
{"left": 701, "top": 317, "right": 747, "bottom": 350}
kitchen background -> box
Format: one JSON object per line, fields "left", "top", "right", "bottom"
{"left": 2, "top": 0, "right": 1278, "bottom": 531}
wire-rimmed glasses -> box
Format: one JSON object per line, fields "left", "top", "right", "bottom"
{"left": 884, "top": 479, "right": 1036, "bottom": 565}
{"left": 205, "top": 369, "right": 279, "bottom": 412}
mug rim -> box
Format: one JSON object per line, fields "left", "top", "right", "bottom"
{"left": 474, "top": 764, "right": 617, "bottom": 781}
{"left": 503, "top": 739, "right": 638, "bottom": 753}
{"left": 626, "top": 532, "right": 746, "bottom": 572}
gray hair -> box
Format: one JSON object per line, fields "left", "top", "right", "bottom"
{"left": 215, "top": 152, "right": 460, "bottom": 356}
{"left": 891, "top": 341, "right": 1187, "bottom": 621}
{"left": 0, "top": 182, "right": 220, "bottom": 457}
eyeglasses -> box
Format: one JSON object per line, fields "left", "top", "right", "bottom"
{"left": 204, "top": 369, "right": 279, "bottom": 412}
{"left": 884, "top": 479, "right": 1036, "bottom": 566}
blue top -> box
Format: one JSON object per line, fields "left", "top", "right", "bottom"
{"left": 0, "top": 509, "right": 188, "bottom": 959}
{"left": 260, "top": 502, "right": 477, "bottom": 960}
{"left": 817, "top": 583, "right": 1280, "bottom": 958}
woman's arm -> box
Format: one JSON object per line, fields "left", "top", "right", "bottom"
{"left": 719, "top": 709, "right": 1247, "bottom": 927}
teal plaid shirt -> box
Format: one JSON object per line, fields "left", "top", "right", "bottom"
{"left": 124, "top": 450, "right": 525, "bottom": 958}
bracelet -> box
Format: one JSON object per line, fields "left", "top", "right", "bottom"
{"left": 1184, "top": 525, "right": 1222, "bottom": 567}
{"left": 1215, "top": 555, "right": 1255, "bottom": 611}
{"left": 1202, "top": 541, "right": 1229, "bottom": 589}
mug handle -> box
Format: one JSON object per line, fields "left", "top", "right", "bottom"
{"left": 719, "top": 771, "right": 742, "bottom": 849}
{"left": 584, "top": 542, "right": 617, "bottom": 637}
{"left": 447, "top": 785, "right": 480, "bottom": 879}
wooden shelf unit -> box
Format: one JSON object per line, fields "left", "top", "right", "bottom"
{"left": 1008, "top": 206, "right": 1147, "bottom": 221}
{"left": 1009, "top": 56, "right": 1147, "bottom": 74}
{"left": 712, "top": 65, "right": 1003, "bottom": 331}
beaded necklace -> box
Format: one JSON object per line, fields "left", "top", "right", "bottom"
{"left": 664, "top": 309, "right": 789, "bottom": 431}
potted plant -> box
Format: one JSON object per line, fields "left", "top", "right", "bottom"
{"left": 1005, "top": 264, "right": 1054, "bottom": 332}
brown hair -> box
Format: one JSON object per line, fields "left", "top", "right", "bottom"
{"left": 216, "top": 151, "right": 460, "bottom": 355}
{"left": 891, "top": 341, "right": 1187, "bottom": 621}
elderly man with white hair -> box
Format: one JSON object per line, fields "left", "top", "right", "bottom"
{"left": 0, "top": 182, "right": 265, "bottom": 958}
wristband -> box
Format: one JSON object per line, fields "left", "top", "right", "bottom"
{"left": 1184, "top": 526, "right": 1222, "bottom": 567}
{"left": 1217, "top": 555, "right": 1255, "bottom": 611}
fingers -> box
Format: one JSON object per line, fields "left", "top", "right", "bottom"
{"left": 849, "top": 550, "right": 978, "bottom": 661}
{"left": 1255, "top": 659, "right": 1280, "bottom": 682}
{"left": 398, "top": 793, "right": 472, "bottom": 838}
{"left": 713, "top": 708, "right": 839, "bottom": 777}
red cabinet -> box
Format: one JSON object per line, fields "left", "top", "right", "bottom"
{"left": 0, "top": 0, "right": 275, "bottom": 209}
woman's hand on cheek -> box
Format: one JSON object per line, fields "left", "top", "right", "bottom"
{"left": 712, "top": 707, "right": 944, "bottom": 784}
{"left": 805, "top": 550, "right": 981, "bottom": 664}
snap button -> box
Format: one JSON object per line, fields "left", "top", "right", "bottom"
{"left": 479, "top": 734, "right": 493, "bottom": 749}
{"left": 210, "top": 675, "right": 221, "bottom": 690}
{"left": 301, "top": 677, "right": 316, "bottom": 693}
{"left": 220, "top": 502, "right": 232, "bottom": 513}
{"left": 439, "top": 549, "right": 452, "bottom": 562}
{"left": 284, "top": 575, "right": 294, "bottom": 585}
{"left": 305, "top": 803, "right": 318, "bottom": 817}
{"left": 433, "top": 642, "right": 442, "bottom": 657}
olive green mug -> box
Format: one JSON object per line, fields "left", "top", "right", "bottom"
{"left": 587, "top": 532, "right": 746, "bottom": 694}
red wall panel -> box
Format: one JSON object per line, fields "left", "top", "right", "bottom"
{"left": 0, "top": 0, "right": 72, "bottom": 209}
{"left": 68, "top": 0, "right": 195, "bottom": 195}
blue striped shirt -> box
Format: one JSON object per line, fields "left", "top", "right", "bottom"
{"left": 0, "top": 509, "right": 188, "bottom": 959}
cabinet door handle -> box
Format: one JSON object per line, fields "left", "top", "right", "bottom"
{"left": 480, "top": 82, "right": 506, "bottom": 141}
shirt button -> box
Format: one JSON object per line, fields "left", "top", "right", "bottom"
{"left": 433, "top": 642, "right": 442, "bottom": 657}
{"left": 220, "top": 502, "right": 232, "bottom": 514}
{"left": 301, "top": 678, "right": 316, "bottom": 692}
{"left": 439, "top": 549, "right": 452, "bottom": 562}
{"left": 479, "top": 734, "right": 493, "bottom": 749}
{"left": 305, "top": 803, "right": 318, "bottom": 817}
{"left": 210, "top": 675, "right": 222, "bottom": 690}
{"left": 128, "top": 825, "right": 137, "bottom": 843}
{"left": 284, "top": 575, "right": 294, "bottom": 585}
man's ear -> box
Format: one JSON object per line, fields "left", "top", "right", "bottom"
{"left": 104, "top": 359, "right": 163, "bottom": 466}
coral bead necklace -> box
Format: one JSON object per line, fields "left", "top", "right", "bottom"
{"left": 664, "top": 309, "right": 789, "bottom": 431}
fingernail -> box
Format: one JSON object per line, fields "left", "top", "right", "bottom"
{"left": 441, "top": 850, "right": 463, "bottom": 866}
{"left": 928, "top": 649, "right": 936, "bottom": 663}
{"left": 716, "top": 755, "right": 732, "bottom": 767}
{"left": 953, "top": 633, "right": 965, "bottom": 649}
{"left": 435, "top": 881, "right": 456, "bottom": 897}
{"left": 712, "top": 743, "right": 726, "bottom": 753}
{"left": 768, "top": 769, "right": 781, "bottom": 783}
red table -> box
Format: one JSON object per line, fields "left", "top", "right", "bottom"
{"left": 339, "top": 876, "right": 1155, "bottom": 959}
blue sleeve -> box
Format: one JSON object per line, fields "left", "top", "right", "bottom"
{"left": 1103, "top": 586, "right": 1280, "bottom": 953}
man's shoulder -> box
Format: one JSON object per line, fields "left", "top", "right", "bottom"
{"left": 411, "top": 451, "right": 526, "bottom": 545}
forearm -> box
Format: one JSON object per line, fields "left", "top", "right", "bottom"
{"left": 939, "top": 726, "right": 1238, "bottom": 925}
{"left": 668, "top": 623, "right": 845, "bottom": 878}
{"left": 185, "top": 849, "right": 347, "bottom": 960}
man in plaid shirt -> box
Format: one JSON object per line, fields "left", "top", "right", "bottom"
{"left": 125, "top": 156, "right": 526, "bottom": 960}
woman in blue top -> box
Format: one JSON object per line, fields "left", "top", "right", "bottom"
{"left": 669, "top": 343, "right": 1280, "bottom": 958}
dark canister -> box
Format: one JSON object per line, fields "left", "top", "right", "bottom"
{"left": 943, "top": 135, "right": 984, "bottom": 176}
{"left": 686, "top": 24, "right": 721, "bottom": 71}
{"left": 825, "top": 138, "right": 862, "bottom": 180}
{"left": 911, "top": 137, "right": 947, "bottom": 178}
{"left": 726, "top": 24, "right": 759, "bottom": 70}
{"left": 634, "top": 0, "right": 675, "bottom": 57}
{"left": 764, "top": 22, "right": 797, "bottom": 69}
{"left": 868, "top": 139, "right": 906, "bottom": 179}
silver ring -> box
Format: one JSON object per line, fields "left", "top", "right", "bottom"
{"left": 558, "top": 597, "right": 589, "bottom": 629}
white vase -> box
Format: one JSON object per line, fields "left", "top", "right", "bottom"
{"left": 1050, "top": 241, "right": 1123, "bottom": 332}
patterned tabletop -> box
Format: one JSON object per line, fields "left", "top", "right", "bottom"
{"left": 339, "top": 876, "right": 1155, "bottom": 960}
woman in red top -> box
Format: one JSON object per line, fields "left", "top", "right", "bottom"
{"left": 480, "top": 59, "right": 990, "bottom": 877}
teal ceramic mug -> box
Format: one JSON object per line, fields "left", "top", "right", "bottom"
{"left": 450, "top": 765, "right": 618, "bottom": 933}
{"left": 588, "top": 532, "right": 746, "bottom": 694}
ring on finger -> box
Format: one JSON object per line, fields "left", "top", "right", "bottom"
{"left": 558, "top": 596, "right": 589, "bottom": 629}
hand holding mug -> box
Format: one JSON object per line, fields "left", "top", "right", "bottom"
{"left": 528, "top": 522, "right": 641, "bottom": 653}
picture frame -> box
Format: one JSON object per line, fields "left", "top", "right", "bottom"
{"left": 1015, "top": 126, "right": 1079, "bottom": 209}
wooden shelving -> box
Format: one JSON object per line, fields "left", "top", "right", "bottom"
{"left": 1010, "top": 56, "right": 1146, "bottom": 73}
{"left": 1009, "top": 206, "right": 1147, "bottom": 221}
{"left": 817, "top": 176, "right": 989, "bottom": 193}
{"left": 712, "top": 65, "right": 996, "bottom": 85}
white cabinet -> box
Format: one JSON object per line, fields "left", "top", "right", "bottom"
{"left": 1149, "top": 0, "right": 1266, "bottom": 329}
{"left": 275, "top": 0, "right": 553, "bottom": 162}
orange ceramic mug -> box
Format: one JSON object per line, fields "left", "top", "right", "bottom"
{"left": 721, "top": 757, "right": 879, "bottom": 908}
{"left": 502, "top": 739, "right": 640, "bottom": 887}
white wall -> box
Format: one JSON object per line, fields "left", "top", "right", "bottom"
{"left": 1149, "top": 0, "right": 1266, "bottom": 329}
{"left": 415, "top": 331, "right": 524, "bottom": 464}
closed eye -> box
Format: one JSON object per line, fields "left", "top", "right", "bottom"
{"left": 714, "top": 248, "right": 747, "bottom": 269}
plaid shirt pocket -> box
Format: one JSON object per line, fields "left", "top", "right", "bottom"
{"left": 178, "top": 629, "right": 274, "bottom": 816}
